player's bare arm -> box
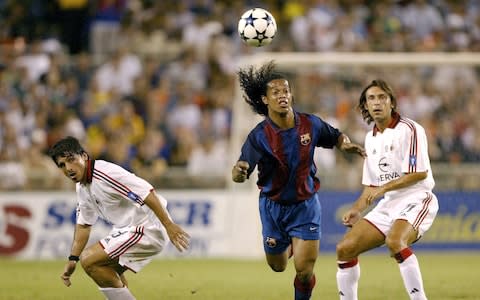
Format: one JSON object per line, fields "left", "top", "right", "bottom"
{"left": 61, "top": 224, "right": 91, "bottom": 287}
{"left": 336, "top": 133, "right": 366, "bottom": 158}
{"left": 363, "top": 171, "right": 428, "bottom": 206}
{"left": 232, "top": 161, "right": 249, "bottom": 183}
{"left": 342, "top": 186, "right": 377, "bottom": 227}
{"left": 144, "top": 191, "right": 190, "bottom": 252}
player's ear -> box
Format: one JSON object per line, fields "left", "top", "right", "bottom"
{"left": 81, "top": 152, "right": 89, "bottom": 161}
{"left": 261, "top": 95, "right": 268, "bottom": 105}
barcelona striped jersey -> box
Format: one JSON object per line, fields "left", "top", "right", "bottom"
{"left": 238, "top": 111, "right": 341, "bottom": 205}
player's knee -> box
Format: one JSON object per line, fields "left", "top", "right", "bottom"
{"left": 295, "top": 268, "right": 314, "bottom": 282}
{"left": 336, "top": 239, "right": 357, "bottom": 260}
{"left": 79, "top": 250, "right": 101, "bottom": 275}
{"left": 268, "top": 261, "right": 287, "bottom": 272}
{"left": 384, "top": 236, "right": 405, "bottom": 253}
{"left": 79, "top": 254, "right": 94, "bottom": 274}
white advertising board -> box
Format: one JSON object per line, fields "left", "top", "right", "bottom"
{"left": 0, "top": 189, "right": 263, "bottom": 259}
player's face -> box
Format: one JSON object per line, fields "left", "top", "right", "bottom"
{"left": 264, "top": 79, "right": 293, "bottom": 116}
{"left": 56, "top": 153, "right": 88, "bottom": 183}
{"left": 365, "top": 86, "right": 392, "bottom": 124}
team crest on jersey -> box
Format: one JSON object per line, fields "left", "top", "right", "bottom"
{"left": 265, "top": 237, "right": 277, "bottom": 248}
{"left": 300, "top": 133, "right": 311, "bottom": 146}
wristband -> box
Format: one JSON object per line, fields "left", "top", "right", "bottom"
{"left": 68, "top": 255, "right": 80, "bottom": 262}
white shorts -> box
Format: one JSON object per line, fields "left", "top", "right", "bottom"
{"left": 364, "top": 191, "right": 438, "bottom": 238}
{"left": 99, "top": 224, "right": 168, "bottom": 273}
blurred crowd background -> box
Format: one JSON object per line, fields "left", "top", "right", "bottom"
{"left": 0, "top": 0, "right": 479, "bottom": 191}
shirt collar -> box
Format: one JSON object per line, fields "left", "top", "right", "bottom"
{"left": 266, "top": 111, "right": 298, "bottom": 131}
{"left": 373, "top": 112, "right": 400, "bottom": 136}
{"left": 83, "top": 158, "right": 95, "bottom": 184}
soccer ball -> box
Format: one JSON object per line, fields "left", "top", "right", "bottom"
{"left": 238, "top": 8, "right": 277, "bottom": 47}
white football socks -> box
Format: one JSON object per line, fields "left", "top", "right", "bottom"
{"left": 99, "top": 287, "right": 136, "bottom": 300}
{"left": 336, "top": 260, "right": 360, "bottom": 300}
{"left": 398, "top": 254, "right": 428, "bottom": 300}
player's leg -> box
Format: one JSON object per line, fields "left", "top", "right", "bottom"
{"left": 80, "top": 243, "right": 125, "bottom": 287}
{"left": 336, "top": 219, "right": 385, "bottom": 300}
{"left": 386, "top": 219, "right": 427, "bottom": 300}
{"left": 119, "top": 271, "right": 128, "bottom": 287}
{"left": 287, "top": 195, "right": 321, "bottom": 300}
{"left": 291, "top": 238, "right": 318, "bottom": 300}
{"left": 80, "top": 243, "right": 136, "bottom": 300}
{"left": 260, "top": 196, "right": 290, "bottom": 272}
{"left": 265, "top": 247, "right": 289, "bottom": 272}
{"left": 388, "top": 192, "right": 438, "bottom": 300}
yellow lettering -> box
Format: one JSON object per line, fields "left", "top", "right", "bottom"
{"left": 423, "top": 205, "right": 480, "bottom": 242}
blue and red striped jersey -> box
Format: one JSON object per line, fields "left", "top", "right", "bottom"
{"left": 238, "top": 111, "right": 341, "bottom": 205}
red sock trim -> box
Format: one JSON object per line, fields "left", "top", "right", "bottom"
{"left": 294, "top": 274, "right": 316, "bottom": 293}
{"left": 394, "top": 247, "right": 413, "bottom": 263}
{"left": 338, "top": 258, "right": 358, "bottom": 269}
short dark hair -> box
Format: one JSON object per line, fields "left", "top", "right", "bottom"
{"left": 358, "top": 79, "right": 397, "bottom": 125}
{"left": 237, "top": 60, "right": 286, "bottom": 116}
{"left": 48, "top": 136, "right": 87, "bottom": 166}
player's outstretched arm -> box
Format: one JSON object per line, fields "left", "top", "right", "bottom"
{"left": 61, "top": 224, "right": 91, "bottom": 287}
{"left": 342, "top": 186, "right": 377, "bottom": 227}
{"left": 144, "top": 191, "right": 190, "bottom": 252}
{"left": 336, "top": 133, "right": 366, "bottom": 158}
{"left": 232, "top": 161, "right": 249, "bottom": 183}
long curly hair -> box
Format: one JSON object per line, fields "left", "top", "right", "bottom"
{"left": 237, "top": 61, "right": 286, "bottom": 116}
{"left": 358, "top": 79, "right": 397, "bottom": 125}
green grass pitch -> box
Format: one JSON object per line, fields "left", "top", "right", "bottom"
{"left": 1, "top": 252, "right": 478, "bottom": 300}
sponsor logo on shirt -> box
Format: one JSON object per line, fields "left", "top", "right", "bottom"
{"left": 378, "top": 157, "right": 389, "bottom": 172}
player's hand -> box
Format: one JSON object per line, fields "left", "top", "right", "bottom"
{"left": 61, "top": 260, "right": 77, "bottom": 287}
{"left": 165, "top": 222, "right": 190, "bottom": 252}
{"left": 364, "top": 186, "right": 384, "bottom": 205}
{"left": 342, "top": 209, "right": 361, "bottom": 227}
{"left": 341, "top": 142, "right": 367, "bottom": 158}
{"left": 232, "top": 161, "right": 249, "bottom": 183}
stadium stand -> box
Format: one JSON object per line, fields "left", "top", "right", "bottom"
{"left": 0, "top": 0, "right": 479, "bottom": 190}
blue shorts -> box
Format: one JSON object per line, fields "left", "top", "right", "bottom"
{"left": 259, "top": 194, "right": 321, "bottom": 255}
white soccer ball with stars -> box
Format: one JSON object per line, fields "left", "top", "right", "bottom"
{"left": 238, "top": 8, "right": 277, "bottom": 47}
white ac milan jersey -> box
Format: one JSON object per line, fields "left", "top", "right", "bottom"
{"left": 76, "top": 160, "right": 167, "bottom": 229}
{"left": 362, "top": 115, "right": 435, "bottom": 200}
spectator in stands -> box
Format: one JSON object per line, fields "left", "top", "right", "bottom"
{"left": 0, "top": 114, "right": 26, "bottom": 190}
{"left": 131, "top": 128, "right": 169, "bottom": 182}
{"left": 0, "top": 1, "right": 479, "bottom": 192}
{"left": 89, "top": 0, "right": 126, "bottom": 64}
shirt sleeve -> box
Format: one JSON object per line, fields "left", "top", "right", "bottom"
{"left": 109, "top": 164, "right": 155, "bottom": 207}
{"left": 401, "top": 123, "right": 430, "bottom": 174}
{"left": 76, "top": 186, "right": 98, "bottom": 225}
{"left": 313, "top": 115, "right": 341, "bottom": 149}
{"left": 238, "top": 131, "right": 263, "bottom": 177}
{"left": 361, "top": 134, "right": 375, "bottom": 186}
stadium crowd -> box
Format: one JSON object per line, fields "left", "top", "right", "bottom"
{"left": 0, "top": 0, "right": 479, "bottom": 190}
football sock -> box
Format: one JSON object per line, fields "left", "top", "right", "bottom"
{"left": 99, "top": 287, "right": 136, "bottom": 300}
{"left": 395, "top": 248, "right": 428, "bottom": 300}
{"left": 336, "top": 258, "right": 360, "bottom": 300}
{"left": 294, "top": 274, "right": 316, "bottom": 300}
